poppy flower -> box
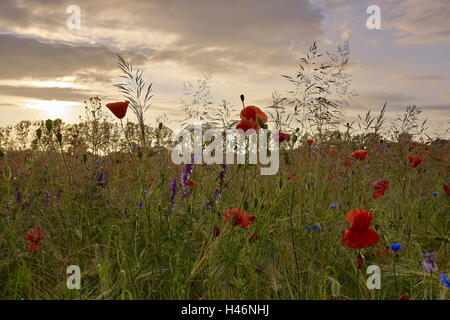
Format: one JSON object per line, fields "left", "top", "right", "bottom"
{"left": 342, "top": 158, "right": 351, "bottom": 168}
{"left": 350, "top": 150, "right": 368, "bottom": 161}
{"left": 306, "top": 139, "right": 314, "bottom": 146}
{"left": 213, "top": 224, "right": 220, "bottom": 237}
{"left": 248, "top": 232, "right": 259, "bottom": 244}
{"left": 106, "top": 101, "right": 129, "bottom": 119}
{"left": 408, "top": 156, "right": 423, "bottom": 168}
{"left": 274, "top": 131, "right": 291, "bottom": 143}
{"left": 410, "top": 143, "right": 415, "bottom": 150}
{"left": 399, "top": 295, "right": 410, "bottom": 300}
{"left": 328, "top": 148, "right": 336, "bottom": 155}
{"left": 357, "top": 254, "right": 364, "bottom": 269}
{"left": 236, "top": 106, "right": 267, "bottom": 133}
{"left": 287, "top": 173, "right": 296, "bottom": 181}
{"left": 187, "top": 179, "right": 195, "bottom": 187}
{"left": 255, "top": 266, "right": 264, "bottom": 274}
{"left": 25, "top": 226, "right": 44, "bottom": 251}
{"left": 443, "top": 184, "right": 450, "bottom": 195}
{"left": 373, "top": 180, "right": 389, "bottom": 200}
{"left": 223, "top": 208, "right": 255, "bottom": 229}
{"left": 341, "top": 209, "right": 380, "bottom": 249}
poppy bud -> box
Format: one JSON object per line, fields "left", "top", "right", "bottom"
{"left": 3, "top": 165, "right": 10, "bottom": 180}
{"left": 36, "top": 128, "right": 42, "bottom": 140}
{"left": 159, "top": 122, "right": 163, "bottom": 130}
{"left": 83, "top": 154, "right": 87, "bottom": 166}
{"left": 256, "top": 115, "right": 268, "bottom": 129}
{"left": 284, "top": 153, "right": 290, "bottom": 165}
{"left": 213, "top": 225, "right": 220, "bottom": 237}
{"left": 45, "top": 119, "right": 53, "bottom": 132}
{"left": 240, "top": 94, "right": 245, "bottom": 102}
{"left": 56, "top": 132, "right": 63, "bottom": 143}
{"left": 331, "top": 279, "right": 341, "bottom": 297}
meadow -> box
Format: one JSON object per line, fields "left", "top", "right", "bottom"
{"left": 0, "top": 48, "right": 449, "bottom": 300}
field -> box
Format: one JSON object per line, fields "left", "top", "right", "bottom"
{"left": 0, "top": 116, "right": 448, "bottom": 300}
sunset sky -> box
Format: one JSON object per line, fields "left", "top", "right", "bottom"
{"left": 0, "top": 0, "right": 449, "bottom": 134}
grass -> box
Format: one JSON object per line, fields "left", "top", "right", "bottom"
{"left": 0, "top": 131, "right": 448, "bottom": 300}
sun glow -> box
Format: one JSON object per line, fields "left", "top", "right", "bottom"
{"left": 25, "top": 99, "right": 79, "bottom": 118}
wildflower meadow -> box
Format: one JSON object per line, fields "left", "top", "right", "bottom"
{"left": 0, "top": 45, "right": 449, "bottom": 302}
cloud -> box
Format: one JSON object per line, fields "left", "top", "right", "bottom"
{"left": 0, "top": 85, "right": 96, "bottom": 101}
{"left": 393, "top": 74, "right": 444, "bottom": 82}
{"left": 388, "top": 0, "right": 450, "bottom": 44}
{"left": 0, "top": 0, "right": 324, "bottom": 73}
{"left": 0, "top": 33, "right": 147, "bottom": 80}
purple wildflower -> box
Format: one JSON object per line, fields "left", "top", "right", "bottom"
{"left": 214, "top": 164, "right": 228, "bottom": 202}
{"left": 421, "top": 251, "right": 438, "bottom": 273}
{"left": 181, "top": 164, "right": 194, "bottom": 199}
{"left": 15, "top": 188, "right": 21, "bottom": 204}
{"left": 167, "top": 178, "right": 177, "bottom": 216}
{"left": 44, "top": 191, "right": 51, "bottom": 207}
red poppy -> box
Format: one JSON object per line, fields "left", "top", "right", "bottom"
{"left": 25, "top": 226, "right": 44, "bottom": 251}
{"left": 213, "top": 224, "right": 220, "bottom": 237}
{"left": 274, "top": 131, "right": 291, "bottom": 143}
{"left": 408, "top": 156, "right": 423, "bottom": 168}
{"left": 443, "top": 184, "right": 450, "bottom": 195}
{"left": 116, "top": 159, "right": 121, "bottom": 164}
{"left": 357, "top": 254, "right": 364, "bottom": 269}
{"left": 328, "top": 148, "right": 336, "bottom": 155}
{"left": 373, "top": 180, "right": 389, "bottom": 200}
{"left": 350, "top": 150, "right": 368, "bottom": 161}
{"left": 106, "top": 101, "right": 129, "bottom": 119}
{"left": 399, "top": 295, "right": 410, "bottom": 300}
{"left": 223, "top": 208, "right": 255, "bottom": 229}
{"left": 341, "top": 209, "right": 380, "bottom": 249}
{"left": 342, "top": 158, "right": 351, "bottom": 168}
{"left": 248, "top": 232, "right": 259, "bottom": 244}
{"left": 410, "top": 143, "right": 415, "bottom": 150}
{"left": 236, "top": 106, "right": 268, "bottom": 133}
{"left": 287, "top": 173, "right": 296, "bottom": 181}
{"left": 255, "top": 266, "right": 264, "bottom": 274}
{"left": 192, "top": 294, "right": 203, "bottom": 300}
{"left": 187, "top": 179, "right": 195, "bottom": 187}
{"left": 306, "top": 139, "right": 314, "bottom": 146}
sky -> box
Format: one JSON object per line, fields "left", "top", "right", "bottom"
{"left": 0, "top": 0, "right": 449, "bottom": 135}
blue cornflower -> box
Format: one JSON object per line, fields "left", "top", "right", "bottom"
{"left": 330, "top": 203, "right": 336, "bottom": 209}
{"left": 391, "top": 243, "right": 402, "bottom": 251}
{"left": 307, "top": 224, "right": 320, "bottom": 232}
{"left": 144, "top": 189, "right": 148, "bottom": 196}
{"left": 432, "top": 191, "right": 438, "bottom": 197}
{"left": 138, "top": 202, "right": 143, "bottom": 210}
{"left": 440, "top": 274, "right": 450, "bottom": 288}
